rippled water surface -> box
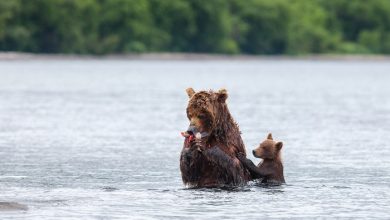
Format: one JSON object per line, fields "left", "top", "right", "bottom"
{"left": 1, "top": 59, "right": 390, "bottom": 219}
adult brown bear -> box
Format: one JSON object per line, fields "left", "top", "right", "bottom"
{"left": 180, "top": 88, "right": 250, "bottom": 187}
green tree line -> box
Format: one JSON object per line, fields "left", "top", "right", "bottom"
{"left": 1, "top": 0, "right": 390, "bottom": 55}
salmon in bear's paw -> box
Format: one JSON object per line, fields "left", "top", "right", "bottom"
{"left": 237, "top": 133, "right": 285, "bottom": 185}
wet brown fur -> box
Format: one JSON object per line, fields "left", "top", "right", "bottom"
{"left": 238, "top": 133, "right": 285, "bottom": 184}
{"left": 180, "top": 88, "right": 250, "bottom": 187}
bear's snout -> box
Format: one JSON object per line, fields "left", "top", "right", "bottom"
{"left": 186, "top": 125, "right": 198, "bottom": 135}
{"left": 252, "top": 150, "right": 256, "bottom": 157}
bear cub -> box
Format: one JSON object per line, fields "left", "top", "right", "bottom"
{"left": 237, "top": 133, "right": 285, "bottom": 185}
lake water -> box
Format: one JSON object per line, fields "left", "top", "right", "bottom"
{"left": 0, "top": 58, "right": 390, "bottom": 219}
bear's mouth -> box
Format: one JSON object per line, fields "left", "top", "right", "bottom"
{"left": 181, "top": 131, "right": 195, "bottom": 142}
{"left": 181, "top": 125, "right": 209, "bottom": 142}
{"left": 181, "top": 125, "right": 197, "bottom": 143}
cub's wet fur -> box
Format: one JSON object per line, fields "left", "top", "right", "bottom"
{"left": 237, "top": 133, "right": 285, "bottom": 185}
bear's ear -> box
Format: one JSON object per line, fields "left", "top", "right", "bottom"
{"left": 186, "top": 88, "right": 195, "bottom": 98}
{"left": 275, "top": 142, "right": 283, "bottom": 151}
{"left": 267, "top": 133, "right": 273, "bottom": 140}
{"left": 217, "top": 88, "right": 228, "bottom": 103}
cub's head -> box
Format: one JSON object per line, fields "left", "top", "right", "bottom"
{"left": 185, "top": 88, "right": 228, "bottom": 136}
{"left": 252, "top": 133, "right": 283, "bottom": 159}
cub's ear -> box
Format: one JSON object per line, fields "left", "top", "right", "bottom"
{"left": 275, "top": 142, "right": 283, "bottom": 151}
{"left": 217, "top": 88, "right": 228, "bottom": 103}
{"left": 186, "top": 88, "right": 195, "bottom": 98}
{"left": 267, "top": 133, "right": 273, "bottom": 140}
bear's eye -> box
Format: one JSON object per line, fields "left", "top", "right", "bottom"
{"left": 198, "top": 114, "right": 206, "bottom": 119}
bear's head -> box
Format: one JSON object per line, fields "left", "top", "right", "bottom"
{"left": 184, "top": 88, "right": 228, "bottom": 139}
{"left": 252, "top": 133, "right": 283, "bottom": 159}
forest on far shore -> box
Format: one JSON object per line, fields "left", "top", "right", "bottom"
{"left": 1, "top": 0, "right": 390, "bottom": 55}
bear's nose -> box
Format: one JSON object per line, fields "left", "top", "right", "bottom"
{"left": 252, "top": 150, "right": 256, "bottom": 156}
{"left": 186, "top": 125, "right": 198, "bottom": 135}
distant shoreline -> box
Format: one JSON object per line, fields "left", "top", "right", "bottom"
{"left": 1, "top": 52, "right": 390, "bottom": 61}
